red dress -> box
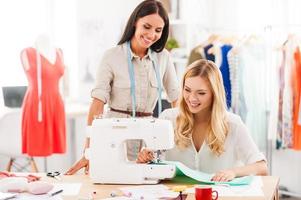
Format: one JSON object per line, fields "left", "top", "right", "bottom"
{"left": 21, "top": 47, "right": 66, "bottom": 156}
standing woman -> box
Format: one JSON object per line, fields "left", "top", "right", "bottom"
{"left": 66, "top": 0, "right": 179, "bottom": 175}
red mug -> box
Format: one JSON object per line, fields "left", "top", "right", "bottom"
{"left": 195, "top": 186, "right": 218, "bottom": 200}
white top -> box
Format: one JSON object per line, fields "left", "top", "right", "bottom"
{"left": 21, "top": 34, "right": 57, "bottom": 71}
{"left": 160, "top": 108, "right": 266, "bottom": 174}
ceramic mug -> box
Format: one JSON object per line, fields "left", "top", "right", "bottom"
{"left": 195, "top": 186, "right": 218, "bottom": 200}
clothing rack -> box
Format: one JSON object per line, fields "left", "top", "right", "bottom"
{"left": 198, "top": 25, "right": 270, "bottom": 35}
{"left": 201, "top": 25, "right": 301, "bottom": 198}
{"left": 264, "top": 25, "right": 301, "bottom": 198}
{"left": 196, "top": 25, "right": 301, "bottom": 197}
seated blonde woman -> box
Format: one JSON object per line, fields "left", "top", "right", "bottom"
{"left": 137, "top": 59, "right": 268, "bottom": 182}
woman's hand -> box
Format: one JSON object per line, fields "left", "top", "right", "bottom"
{"left": 211, "top": 169, "right": 236, "bottom": 182}
{"left": 136, "top": 149, "right": 154, "bottom": 163}
{"left": 65, "top": 157, "right": 89, "bottom": 175}
{"left": 211, "top": 160, "right": 268, "bottom": 182}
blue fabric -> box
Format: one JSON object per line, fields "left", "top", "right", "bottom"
{"left": 152, "top": 58, "right": 163, "bottom": 115}
{"left": 126, "top": 41, "right": 162, "bottom": 117}
{"left": 220, "top": 45, "right": 233, "bottom": 109}
{"left": 126, "top": 42, "right": 137, "bottom": 117}
{"left": 203, "top": 44, "right": 215, "bottom": 62}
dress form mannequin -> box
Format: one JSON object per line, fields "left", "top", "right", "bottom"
{"left": 21, "top": 34, "right": 56, "bottom": 71}
{"left": 34, "top": 34, "right": 56, "bottom": 64}
{"left": 20, "top": 34, "right": 66, "bottom": 157}
{"left": 34, "top": 35, "right": 69, "bottom": 97}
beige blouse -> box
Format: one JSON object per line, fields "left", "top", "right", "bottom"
{"left": 91, "top": 43, "right": 179, "bottom": 118}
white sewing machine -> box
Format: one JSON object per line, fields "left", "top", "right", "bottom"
{"left": 87, "top": 118, "right": 176, "bottom": 184}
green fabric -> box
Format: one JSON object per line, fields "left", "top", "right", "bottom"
{"left": 160, "top": 160, "right": 253, "bottom": 186}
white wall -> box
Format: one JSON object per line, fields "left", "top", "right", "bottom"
{"left": 0, "top": 0, "right": 51, "bottom": 87}
{"left": 76, "top": 0, "right": 142, "bottom": 103}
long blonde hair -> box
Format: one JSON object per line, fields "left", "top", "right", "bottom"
{"left": 175, "top": 59, "right": 229, "bottom": 156}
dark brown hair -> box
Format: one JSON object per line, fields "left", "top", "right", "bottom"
{"left": 118, "top": 0, "right": 169, "bottom": 52}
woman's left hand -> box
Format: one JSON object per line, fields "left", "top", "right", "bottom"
{"left": 211, "top": 169, "right": 236, "bottom": 182}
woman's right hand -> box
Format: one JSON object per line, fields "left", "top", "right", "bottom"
{"left": 136, "top": 149, "right": 154, "bottom": 163}
{"left": 65, "top": 157, "right": 89, "bottom": 175}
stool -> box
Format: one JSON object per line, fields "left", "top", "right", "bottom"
{"left": 0, "top": 108, "right": 38, "bottom": 172}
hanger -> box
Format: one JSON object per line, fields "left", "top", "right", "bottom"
{"left": 243, "top": 34, "right": 262, "bottom": 46}
{"left": 201, "top": 34, "right": 219, "bottom": 48}
{"left": 228, "top": 34, "right": 248, "bottom": 55}
{"left": 207, "top": 34, "right": 237, "bottom": 55}
{"left": 275, "top": 33, "right": 299, "bottom": 52}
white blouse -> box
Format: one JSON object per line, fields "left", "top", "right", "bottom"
{"left": 160, "top": 108, "right": 266, "bottom": 174}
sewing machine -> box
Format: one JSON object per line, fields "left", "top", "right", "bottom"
{"left": 87, "top": 118, "right": 176, "bottom": 184}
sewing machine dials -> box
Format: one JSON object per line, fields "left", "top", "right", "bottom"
{"left": 88, "top": 118, "right": 176, "bottom": 184}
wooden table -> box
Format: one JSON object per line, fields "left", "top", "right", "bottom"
{"left": 45, "top": 175, "right": 279, "bottom": 200}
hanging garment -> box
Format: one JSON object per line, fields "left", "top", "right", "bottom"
{"left": 293, "top": 47, "right": 301, "bottom": 150}
{"left": 227, "top": 48, "right": 247, "bottom": 122}
{"left": 299, "top": 96, "right": 301, "bottom": 125}
{"left": 219, "top": 44, "right": 232, "bottom": 109}
{"left": 21, "top": 47, "right": 66, "bottom": 156}
{"left": 276, "top": 50, "right": 286, "bottom": 149}
{"left": 265, "top": 41, "right": 281, "bottom": 145}
{"left": 279, "top": 39, "right": 296, "bottom": 149}
{"left": 240, "top": 42, "right": 268, "bottom": 152}
{"left": 203, "top": 44, "right": 215, "bottom": 62}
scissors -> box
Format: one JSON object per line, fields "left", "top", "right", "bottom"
{"left": 46, "top": 171, "right": 61, "bottom": 180}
